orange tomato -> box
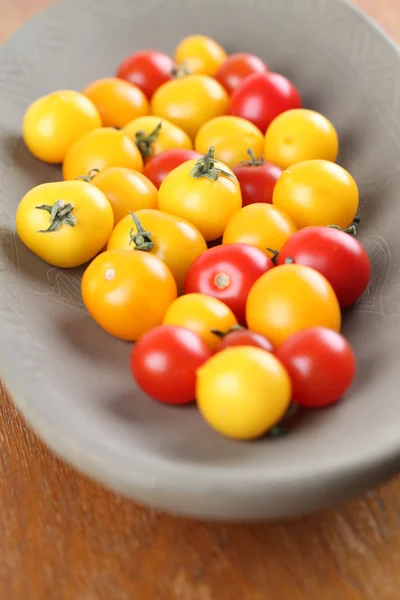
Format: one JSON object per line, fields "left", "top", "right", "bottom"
{"left": 82, "top": 78, "right": 149, "bottom": 128}
{"left": 82, "top": 250, "right": 177, "bottom": 341}
{"left": 62, "top": 128, "right": 143, "bottom": 180}
{"left": 90, "top": 167, "right": 157, "bottom": 224}
{"left": 246, "top": 263, "right": 341, "bottom": 346}
{"left": 223, "top": 203, "right": 297, "bottom": 259}
{"left": 174, "top": 35, "right": 227, "bottom": 77}
{"left": 163, "top": 293, "right": 238, "bottom": 351}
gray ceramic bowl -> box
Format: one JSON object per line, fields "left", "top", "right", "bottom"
{"left": 1, "top": 0, "right": 400, "bottom": 521}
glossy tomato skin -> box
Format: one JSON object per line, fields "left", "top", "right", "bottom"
{"left": 116, "top": 50, "right": 174, "bottom": 99}
{"left": 131, "top": 325, "right": 212, "bottom": 405}
{"left": 215, "top": 53, "right": 267, "bottom": 94}
{"left": 82, "top": 250, "right": 177, "bottom": 341}
{"left": 215, "top": 328, "right": 274, "bottom": 352}
{"left": 233, "top": 160, "right": 282, "bottom": 206}
{"left": 184, "top": 243, "right": 274, "bottom": 324}
{"left": 143, "top": 149, "right": 202, "bottom": 189}
{"left": 275, "top": 327, "right": 356, "bottom": 407}
{"left": 229, "top": 72, "right": 302, "bottom": 133}
{"left": 277, "top": 226, "right": 370, "bottom": 308}
{"left": 246, "top": 263, "right": 341, "bottom": 346}
{"left": 174, "top": 35, "right": 227, "bottom": 77}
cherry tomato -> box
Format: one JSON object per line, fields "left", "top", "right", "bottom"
{"left": 229, "top": 72, "right": 302, "bottom": 133}
{"left": 107, "top": 209, "right": 207, "bottom": 293}
{"left": 16, "top": 180, "right": 114, "bottom": 268}
{"left": 197, "top": 346, "right": 291, "bottom": 440}
{"left": 222, "top": 203, "right": 297, "bottom": 259}
{"left": 195, "top": 116, "right": 264, "bottom": 169}
{"left": 184, "top": 243, "right": 274, "bottom": 324}
{"left": 215, "top": 52, "right": 267, "bottom": 94}
{"left": 151, "top": 75, "right": 229, "bottom": 139}
{"left": 131, "top": 325, "right": 212, "bottom": 405}
{"left": 275, "top": 327, "right": 356, "bottom": 407}
{"left": 62, "top": 128, "right": 143, "bottom": 180}
{"left": 123, "top": 116, "right": 192, "bottom": 161}
{"left": 143, "top": 149, "right": 202, "bottom": 189}
{"left": 232, "top": 150, "right": 282, "bottom": 206}
{"left": 213, "top": 326, "right": 274, "bottom": 352}
{"left": 82, "top": 250, "right": 177, "bottom": 341}
{"left": 246, "top": 263, "right": 341, "bottom": 346}
{"left": 273, "top": 160, "right": 359, "bottom": 229}
{"left": 158, "top": 149, "right": 242, "bottom": 242}
{"left": 116, "top": 50, "right": 174, "bottom": 99}
{"left": 90, "top": 167, "right": 157, "bottom": 224}
{"left": 82, "top": 78, "right": 149, "bottom": 129}
{"left": 163, "top": 293, "right": 238, "bottom": 351}
{"left": 265, "top": 109, "right": 339, "bottom": 169}
{"left": 23, "top": 90, "right": 101, "bottom": 164}
{"left": 174, "top": 35, "right": 227, "bottom": 77}
{"left": 277, "top": 226, "right": 370, "bottom": 308}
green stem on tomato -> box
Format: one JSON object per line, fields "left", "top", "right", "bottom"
{"left": 129, "top": 212, "right": 155, "bottom": 252}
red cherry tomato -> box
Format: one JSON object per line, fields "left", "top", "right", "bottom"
{"left": 116, "top": 50, "right": 174, "bottom": 99}
{"left": 275, "top": 327, "right": 356, "bottom": 407}
{"left": 131, "top": 325, "right": 212, "bottom": 405}
{"left": 143, "top": 148, "right": 202, "bottom": 189}
{"left": 233, "top": 150, "right": 283, "bottom": 205}
{"left": 214, "top": 326, "right": 274, "bottom": 352}
{"left": 184, "top": 243, "right": 274, "bottom": 324}
{"left": 229, "top": 72, "right": 302, "bottom": 133}
{"left": 277, "top": 226, "right": 370, "bottom": 308}
{"left": 215, "top": 52, "right": 267, "bottom": 95}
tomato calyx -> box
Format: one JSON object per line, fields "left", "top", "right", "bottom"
{"left": 190, "top": 147, "right": 234, "bottom": 181}
{"left": 75, "top": 168, "right": 100, "bottom": 183}
{"left": 135, "top": 121, "right": 163, "bottom": 159}
{"left": 266, "top": 247, "right": 279, "bottom": 265}
{"left": 129, "top": 212, "right": 155, "bottom": 252}
{"left": 211, "top": 325, "right": 246, "bottom": 339}
{"left": 36, "top": 200, "right": 76, "bottom": 233}
{"left": 170, "top": 61, "right": 192, "bottom": 79}
{"left": 240, "top": 148, "right": 265, "bottom": 167}
{"left": 267, "top": 402, "right": 299, "bottom": 438}
{"left": 327, "top": 224, "right": 357, "bottom": 236}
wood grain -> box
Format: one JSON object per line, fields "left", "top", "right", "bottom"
{"left": 1, "top": 1, "right": 400, "bottom": 598}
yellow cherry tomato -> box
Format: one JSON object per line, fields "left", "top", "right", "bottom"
{"left": 246, "top": 263, "right": 341, "bottom": 346}
{"left": 107, "top": 209, "right": 207, "bottom": 293}
{"left": 273, "top": 160, "right": 359, "bottom": 229}
{"left": 16, "top": 180, "right": 114, "bottom": 268}
{"left": 223, "top": 203, "right": 297, "bottom": 259}
{"left": 195, "top": 116, "right": 264, "bottom": 169}
{"left": 163, "top": 293, "right": 237, "bottom": 351}
{"left": 174, "top": 34, "right": 227, "bottom": 76}
{"left": 151, "top": 75, "right": 228, "bottom": 139}
{"left": 62, "top": 127, "right": 143, "bottom": 180}
{"left": 23, "top": 90, "right": 101, "bottom": 164}
{"left": 82, "top": 250, "right": 177, "bottom": 341}
{"left": 82, "top": 77, "right": 149, "bottom": 128}
{"left": 90, "top": 167, "right": 158, "bottom": 224}
{"left": 123, "top": 116, "right": 192, "bottom": 161}
{"left": 158, "top": 150, "right": 242, "bottom": 242}
{"left": 197, "top": 346, "right": 291, "bottom": 440}
{"left": 264, "top": 109, "right": 339, "bottom": 169}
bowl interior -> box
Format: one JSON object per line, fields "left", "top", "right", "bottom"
{"left": 1, "top": 0, "right": 400, "bottom": 519}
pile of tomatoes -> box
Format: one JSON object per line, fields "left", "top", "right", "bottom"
{"left": 16, "top": 35, "right": 370, "bottom": 441}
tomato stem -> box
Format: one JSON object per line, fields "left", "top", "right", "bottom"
{"left": 75, "top": 168, "right": 100, "bottom": 182}
{"left": 327, "top": 224, "right": 357, "bottom": 236}
{"left": 36, "top": 200, "right": 76, "bottom": 233}
{"left": 135, "top": 122, "right": 163, "bottom": 159}
{"left": 190, "top": 147, "right": 234, "bottom": 181}
{"left": 240, "top": 148, "right": 265, "bottom": 167}
{"left": 266, "top": 247, "right": 279, "bottom": 265}
{"left": 171, "top": 61, "right": 192, "bottom": 79}
{"left": 210, "top": 325, "right": 246, "bottom": 339}
{"left": 129, "top": 212, "right": 155, "bottom": 252}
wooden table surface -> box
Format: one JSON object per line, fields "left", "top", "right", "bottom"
{"left": 2, "top": 1, "right": 400, "bottom": 598}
